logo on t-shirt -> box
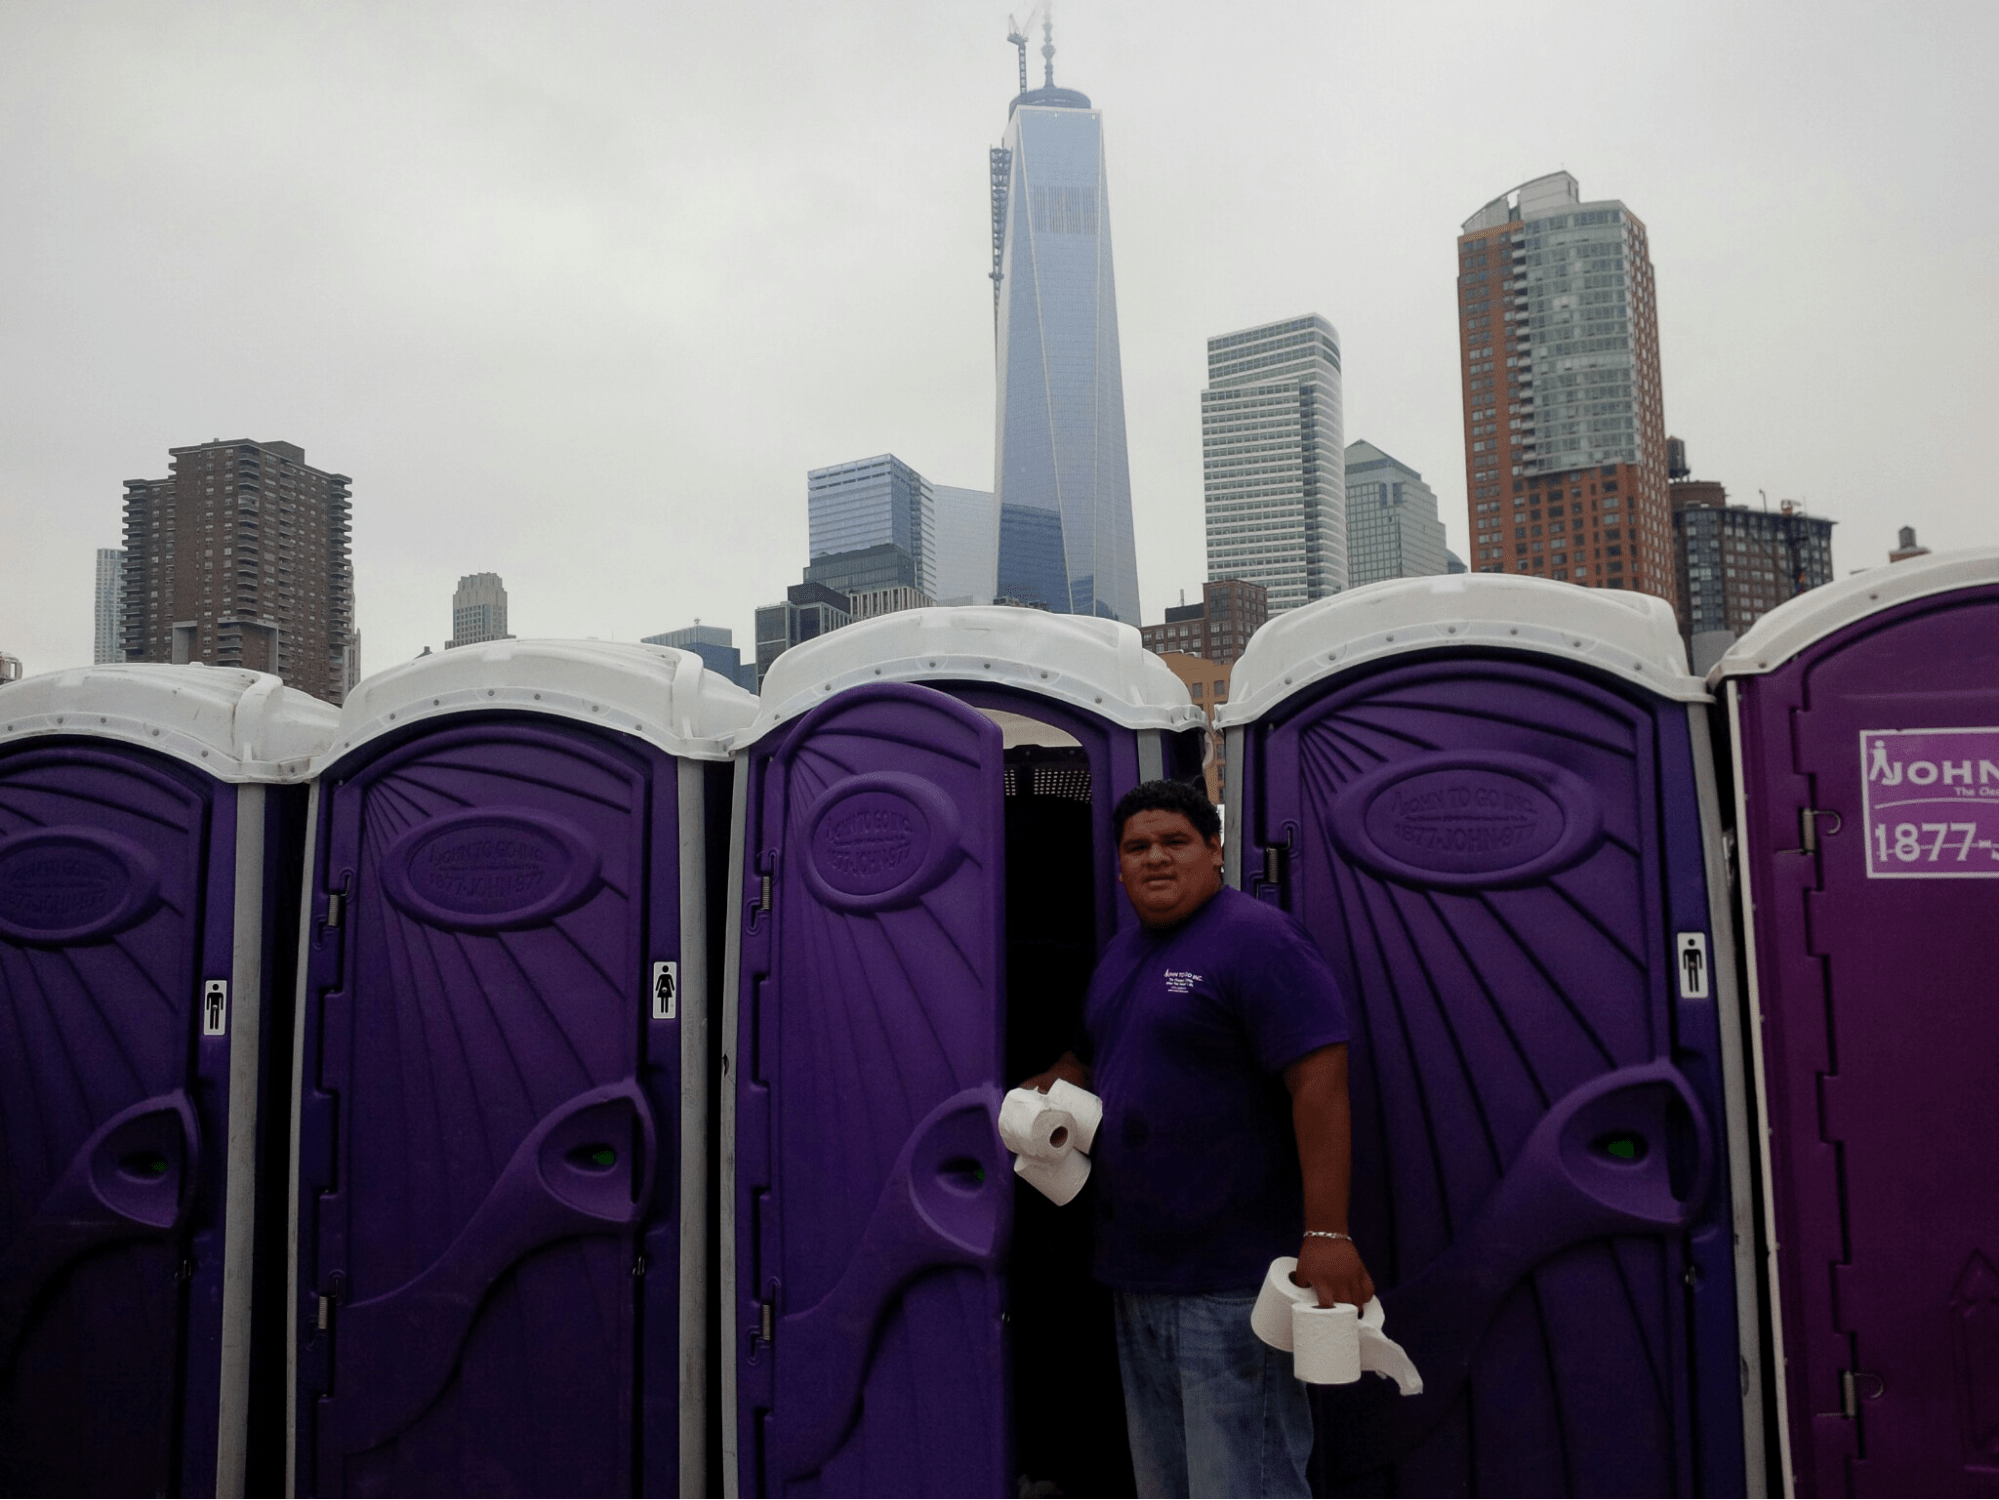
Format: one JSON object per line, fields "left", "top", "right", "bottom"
{"left": 1163, "top": 969, "right": 1203, "bottom": 995}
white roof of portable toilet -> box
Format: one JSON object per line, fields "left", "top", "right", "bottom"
{"left": 738, "top": 606, "right": 1204, "bottom": 749}
{"left": 0, "top": 663, "right": 338, "bottom": 782}
{"left": 319, "top": 639, "right": 759, "bottom": 769}
{"left": 1218, "top": 573, "right": 1705, "bottom": 728}
{"left": 1709, "top": 546, "right": 1999, "bottom": 683}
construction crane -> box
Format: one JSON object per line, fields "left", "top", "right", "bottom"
{"left": 1007, "top": 6, "right": 1047, "bottom": 95}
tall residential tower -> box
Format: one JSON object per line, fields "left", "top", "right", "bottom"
{"left": 1459, "top": 173, "right": 1673, "bottom": 603}
{"left": 989, "top": 21, "right": 1139, "bottom": 623}
{"left": 1202, "top": 315, "right": 1347, "bottom": 611}
{"left": 120, "top": 438, "right": 356, "bottom": 703}
{"left": 93, "top": 547, "right": 125, "bottom": 663}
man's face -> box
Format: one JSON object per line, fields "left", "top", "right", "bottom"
{"left": 1118, "top": 808, "right": 1224, "bottom": 927}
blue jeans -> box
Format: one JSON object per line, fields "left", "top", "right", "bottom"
{"left": 1112, "top": 1286, "right": 1315, "bottom": 1499}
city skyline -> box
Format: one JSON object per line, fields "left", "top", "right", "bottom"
{"left": 2, "top": 3, "right": 1994, "bottom": 675}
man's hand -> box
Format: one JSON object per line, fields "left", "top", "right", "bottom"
{"left": 1284, "top": 1044, "right": 1377, "bottom": 1308}
{"left": 1294, "top": 1234, "right": 1374, "bottom": 1309}
{"left": 1018, "top": 1050, "right": 1089, "bottom": 1095}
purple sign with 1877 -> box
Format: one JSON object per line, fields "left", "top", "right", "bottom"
{"left": 1861, "top": 727, "right": 1999, "bottom": 878}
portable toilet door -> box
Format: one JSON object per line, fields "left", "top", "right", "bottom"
{"left": 0, "top": 665, "right": 334, "bottom": 1497}
{"left": 1712, "top": 549, "right": 1999, "bottom": 1497}
{"left": 1218, "top": 575, "right": 1763, "bottom": 1497}
{"left": 289, "top": 642, "right": 756, "bottom": 1497}
{"left": 722, "top": 607, "right": 1204, "bottom": 1497}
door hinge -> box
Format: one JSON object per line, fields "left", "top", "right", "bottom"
{"left": 1791, "top": 807, "right": 1842, "bottom": 855}
{"left": 1261, "top": 842, "right": 1285, "bottom": 886}
{"left": 759, "top": 1301, "right": 775, "bottom": 1342}
{"left": 1819, "top": 1368, "right": 1884, "bottom": 1419}
{"left": 758, "top": 873, "right": 772, "bottom": 912}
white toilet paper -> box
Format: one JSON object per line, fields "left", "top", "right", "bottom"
{"left": 998, "top": 1092, "right": 1079, "bottom": 1161}
{"left": 1356, "top": 1297, "right": 1424, "bottom": 1396}
{"left": 1251, "top": 1256, "right": 1313, "bottom": 1351}
{"left": 1043, "top": 1079, "right": 1103, "bottom": 1155}
{"left": 1249, "top": 1257, "right": 1423, "bottom": 1394}
{"left": 1014, "top": 1146, "right": 1091, "bottom": 1205}
{"left": 1292, "top": 1301, "right": 1361, "bottom": 1384}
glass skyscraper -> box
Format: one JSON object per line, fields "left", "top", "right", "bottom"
{"left": 1345, "top": 440, "right": 1448, "bottom": 586}
{"left": 807, "top": 454, "right": 936, "bottom": 597}
{"left": 989, "top": 28, "right": 1139, "bottom": 623}
{"left": 1201, "top": 314, "right": 1347, "bottom": 611}
{"left": 94, "top": 547, "right": 125, "bottom": 663}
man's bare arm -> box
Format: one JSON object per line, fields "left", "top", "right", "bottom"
{"left": 1286, "top": 1043, "right": 1376, "bottom": 1308}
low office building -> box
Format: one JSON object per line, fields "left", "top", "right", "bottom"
{"left": 1671, "top": 457, "right": 1835, "bottom": 661}
{"left": 803, "top": 543, "right": 934, "bottom": 621}
{"left": 754, "top": 580, "right": 851, "bottom": 688}
{"left": 642, "top": 622, "right": 759, "bottom": 690}
{"left": 1139, "top": 578, "right": 1269, "bottom": 666}
{"left": 1889, "top": 526, "right": 1931, "bottom": 564}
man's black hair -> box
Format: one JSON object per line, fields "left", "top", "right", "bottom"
{"left": 1112, "top": 778, "right": 1221, "bottom": 844}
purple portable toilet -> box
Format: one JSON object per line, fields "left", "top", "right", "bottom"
{"left": 722, "top": 608, "right": 1205, "bottom": 1497}
{"left": 0, "top": 664, "right": 335, "bottom": 1497}
{"left": 1218, "top": 575, "right": 1764, "bottom": 1497}
{"left": 289, "top": 641, "right": 756, "bottom": 1497}
{"left": 1711, "top": 548, "right": 1999, "bottom": 1497}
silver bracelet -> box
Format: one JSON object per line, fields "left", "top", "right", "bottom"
{"left": 1303, "top": 1230, "right": 1353, "bottom": 1243}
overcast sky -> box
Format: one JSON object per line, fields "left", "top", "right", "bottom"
{"left": 4, "top": 0, "right": 1994, "bottom": 677}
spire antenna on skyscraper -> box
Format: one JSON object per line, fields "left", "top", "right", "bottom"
{"left": 1041, "top": 15, "right": 1055, "bottom": 86}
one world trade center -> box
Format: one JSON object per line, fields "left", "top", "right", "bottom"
{"left": 989, "top": 21, "right": 1140, "bottom": 624}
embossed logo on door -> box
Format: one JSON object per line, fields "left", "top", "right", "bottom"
{"left": 0, "top": 829, "right": 161, "bottom": 942}
{"left": 802, "top": 773, "right": 964, "bottom": 910}
{"left": 1329, "top": 752, "right": 1602, "bottom": 888}
{"left": 382, "top": 810, "right": 601, "bottom": 929}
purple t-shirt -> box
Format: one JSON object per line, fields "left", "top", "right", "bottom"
{"left": 1077, "top": 886, "right": 1348, "bottom": 1293}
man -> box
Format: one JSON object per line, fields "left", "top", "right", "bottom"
{"left": 1024, "top": 779, "right": 1372, "bottom": 1499}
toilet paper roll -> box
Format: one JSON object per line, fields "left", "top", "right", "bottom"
{"left": 1014, "top": 1145, "right": 1091, "bottom": 1205}
{"left": 1043, "top": 1079, "right": 1104, "bottom": 1156}
{"left": 1292, "top": 1301, "right": 1361, "bottom": 1385}
{"left": 1251, "top": 1256, "right": 1314, "bottom": 1351}
{"left": 1356, "top": 1298, "right": 1424, "bottom": 1396}
{"left": 998, "top": 1088, "right": 1080, "bottom": 1161}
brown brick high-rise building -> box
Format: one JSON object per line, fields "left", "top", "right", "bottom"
{"left": 1458, "top": 173, "right": 1674, "bottom": 607}
{"left": 121, "top": 439, "right": 355, "bottom": 703}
